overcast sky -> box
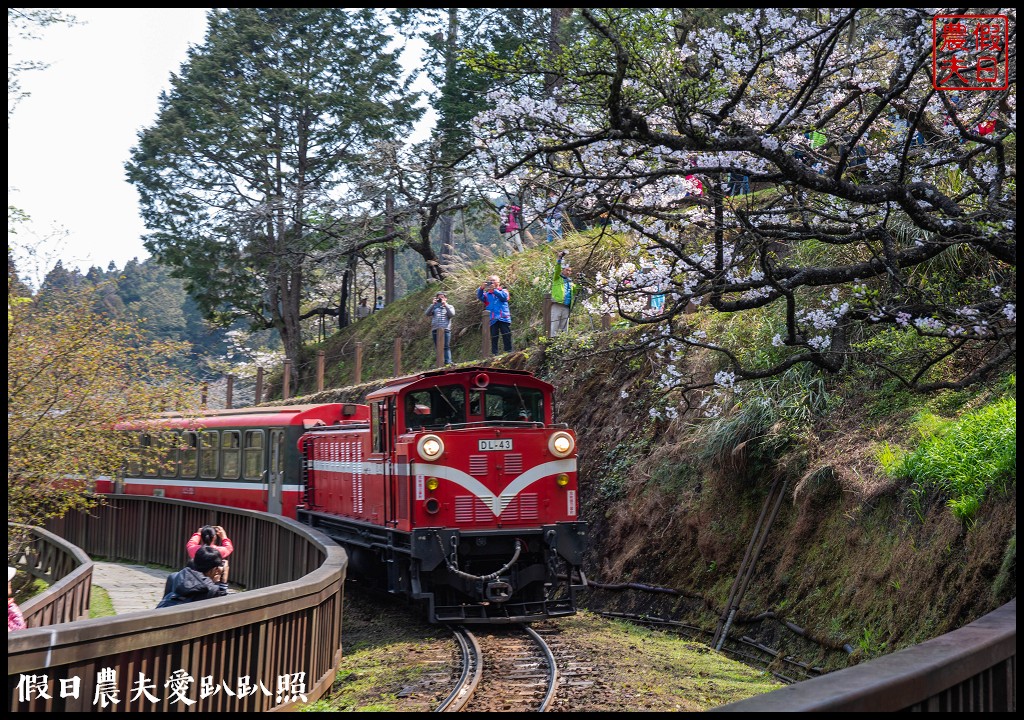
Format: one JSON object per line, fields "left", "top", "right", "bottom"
{"left": 8, "top": 8, "right": 430, "bottom": 287}
{"left": 8, "top": 9, "right": 211, "bottom": 285}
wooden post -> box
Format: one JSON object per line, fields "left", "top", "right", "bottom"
{"left": 435, "top": 329, "right": 445, "bottom": 367}
{"left": 255, "top": 367, "right": 264, "bottom": 405}
{"left": 200, "top": 383, "right": 208, "bottom": 409}
{"left": 481, "top": 311, "right": 491, "bottom": 358}
{"left": 316, "top": 351, "right": 325, "bottom": 392}
{"left": 282, "top": 359, "right": 292, "bottom": 401}
{"left": 393, "top": 337, "right": 402, "bottom": 377}
{"left": 354, "top": 342, "right": 363, "bottom": 385}
{"left": 602, "top": 313, "right": 612, "bottom": 330}
{"left": 225, "top": 375, "right": 234, "bottom": 409}
{"left": 543, "top": 295, "right": 552, "bottom": 338}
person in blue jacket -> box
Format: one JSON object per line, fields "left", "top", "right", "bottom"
{"left": 477, "top": 274, "right": 512, "bottom": 354}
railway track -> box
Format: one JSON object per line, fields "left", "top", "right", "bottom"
{"left": 438, "top": 625, "right": 558, "bottom": 712}
{"left": 335, "top": 585, "right": 790, "bottom": 711}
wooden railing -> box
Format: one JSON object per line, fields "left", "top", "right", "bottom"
{"left": 710, "top": 598, "right": 1016, "bottom": 712}
{"left": 8, "top": 523, "right": 93, "bottom": 628}
{"left": 7, "top": 496, "right": 346, "bottom": 712}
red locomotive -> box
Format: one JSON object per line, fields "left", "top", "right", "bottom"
{"left": 114, "top": 367, "right": 588, "bottom": 624}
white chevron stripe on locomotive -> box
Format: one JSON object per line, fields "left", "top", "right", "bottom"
{"left": 411, "top": 459, "right": 576, "bottom": 516}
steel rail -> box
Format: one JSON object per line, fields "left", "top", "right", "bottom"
{"left": 524, "top": 623, "right": 559, "bottom": 712}
{"left": 436, "top": 626, "right": 482, "bottom": 712}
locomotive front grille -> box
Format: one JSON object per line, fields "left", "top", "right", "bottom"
{"left": 469, "top": 455, "right": 488, "bottom": 476}
{"left": 454, "top": 494, "right": 539, "bottom": 523}
{"left": 455, "top": 495, "right": 479, "bottom": 523}
{"left": 503, "top": 453, "right": 523, "bottom": 473}
{"left": 504, "top": 493, "right": 538, "bottom": 520}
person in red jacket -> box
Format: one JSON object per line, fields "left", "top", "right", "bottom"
{"left": 187, "top": 525, "right": 234, "bottom": 584}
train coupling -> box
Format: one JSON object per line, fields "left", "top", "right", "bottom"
{"left": 484, "top": 580, "right": 512, "bottom": 603}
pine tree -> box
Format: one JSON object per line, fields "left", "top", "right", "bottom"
{"left": 126, "top": 8, "right": 420, "bottom": 394}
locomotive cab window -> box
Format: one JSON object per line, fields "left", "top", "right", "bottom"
{"left": 372, "top": 400, "right": 392, "bottom": 453}
{"left": 405, "top": 386, "right": 465, "bottom": 429}
{"left": 372, "top": 402, "right": 381, "bottom": 452}
{"left": 482, "top": 384, "right": 545, "bottom": 422}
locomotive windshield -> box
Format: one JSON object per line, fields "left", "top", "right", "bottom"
{"left": 402, "top": 382, "right": 546, "bottom": 430}
{"left": 470, "top": 384, "right": 545, "bottom": 423}
{"left": 404, "top": 385, "right": 467, "bottom": 429}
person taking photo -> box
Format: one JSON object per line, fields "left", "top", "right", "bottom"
{"left": 549, "top": 250, "right": 575, "bottom": 338}
{"left": 424, "top": 291, "right": 456, "bottom": 365}
{"left": 477, "top": 275, "right": 512, "bottom": 354}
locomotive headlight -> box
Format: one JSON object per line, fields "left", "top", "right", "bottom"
{"left": 426, "top": 476, "right": 439, "bottom": 491}
{"left": 417, "top": 434, "right": 444, "bottom": 461}
{"left": 548, "top": 431, "right": 575, "bottom": 458}
{"left": 556, "top": 473, "right": 570, "bottom": 487}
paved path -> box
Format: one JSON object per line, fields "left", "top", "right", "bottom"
{"left": 91, "top": 562, "right": 171, "bottom": 614}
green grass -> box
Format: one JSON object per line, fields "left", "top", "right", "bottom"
{"left": 12, "top": 577, "right": 48, "bottom": 605}
{"left": 879, "top": 397, "right": 1016, "bottom": 521}
{"left": 307, "top": 598, "right": 781, "bottom": 712}
{"left": 90, "top": 584, "right": 117, "bottom": 618}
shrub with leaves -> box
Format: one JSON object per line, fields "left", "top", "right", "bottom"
{"left": 8, "top": 282, "right": 195, "bottom": 529}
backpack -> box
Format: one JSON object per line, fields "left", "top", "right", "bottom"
{"left": 499, "top": 222, "right": 507, "bottom": 234}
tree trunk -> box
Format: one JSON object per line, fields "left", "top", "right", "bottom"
{"left": 412, "top": 223, "right": 445, "bottom": 282}
{"left": 385, "top": 193, "right": 396, "bottom": 303}
{"left": 545, "top": 8, "right": 573, "bottom": 96}
{"left": 439, "top": 212, "right": 456, "bottom": 271}
{"left": 437, "top": 9, "right": 460, "bottom": 273}
{"left": 338, "top": 256, "right": 354, "bottom": 331}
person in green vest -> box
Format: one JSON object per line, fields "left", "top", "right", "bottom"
{"left": 549, "top": 250, "right": 576, "bottom": 338}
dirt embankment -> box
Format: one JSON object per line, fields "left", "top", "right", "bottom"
{"left": 533, "top": 344, "right": 1016, "bottom": 670}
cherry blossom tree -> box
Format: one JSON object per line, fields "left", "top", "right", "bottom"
{"left": 473, "top": 8, "right": 1015, "bottom": 405}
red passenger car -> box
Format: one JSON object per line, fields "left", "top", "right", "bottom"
{"left": 115, "top": 404, "right": 363, "bottom": 517}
